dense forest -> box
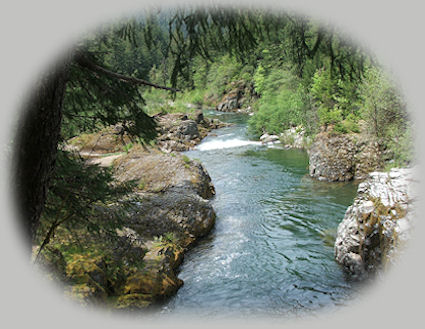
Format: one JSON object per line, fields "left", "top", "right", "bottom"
{"left": 14, "top": 8, "right": 413, "bottom": 310}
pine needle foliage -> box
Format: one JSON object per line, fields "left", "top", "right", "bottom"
{"left": 34, "top": 150, "right": 138, "bottom": 260}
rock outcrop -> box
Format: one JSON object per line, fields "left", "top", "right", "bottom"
{"left": 308, "top": 131, "right": 381, "bottom": 182}
{"left": 215, "top": 81, "right": 256, "bottom": 113}
{"left": 110, "top": 147, "right": 216, "bottom": 308}
{"left": 67, "top": 110, "right": 230, "bottom": 155}
{"left": 334, "top": 167, "right": 417, "bottom": 279}
{"left": 155, "top": 111, "right": 230, "bottom": 152}
{"left": 41, "top": 121, "right": 219, "bottom": 310}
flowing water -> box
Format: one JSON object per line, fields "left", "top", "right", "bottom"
{"left": 161, "top": 110, "right": 359, "bottom": 318}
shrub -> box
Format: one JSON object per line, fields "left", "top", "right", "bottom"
{"left": 248, "top": 67, "right": 307, "bottom": 136}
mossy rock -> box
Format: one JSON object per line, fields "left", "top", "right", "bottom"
{"left": 116, "top": 293, "right": 153, "bottom": 310}
{"left": 124, "top": 272, "right": 158, "bottom": 295}
{"left": 68, "top": 125, "right": 133, "bottom": 154}
{"left": 65, "top": 254, "right": 109, "bottom": 301}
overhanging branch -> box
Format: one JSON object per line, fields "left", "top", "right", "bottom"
{"left": 74, "top": 52, "right": 181, "bottom": 92}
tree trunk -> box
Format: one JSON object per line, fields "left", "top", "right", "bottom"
{"left": 14, "top": 61, "right": 69, "bottom": 245}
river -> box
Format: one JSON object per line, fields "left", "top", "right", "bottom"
{"left": 161, "top": 110, "right": 359, "bottom": 319}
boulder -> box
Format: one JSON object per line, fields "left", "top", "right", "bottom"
{"left": 334, "top": 167, "right": 417, "bottom": 279}
{"left": 308, "top": 131, "right": 382, "bottom": 182}
{"left": 113, "top": 148, "right": 215, "bottom": 199}
{"left": 260, "top": 133, "right": 280, "bottom": 144}
{"left": 309, "top": 132, "right": 356, "bottom": 182}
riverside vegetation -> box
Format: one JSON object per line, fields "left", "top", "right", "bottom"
{"left": 14, "top": 7, "right": 414, "bottom": 313}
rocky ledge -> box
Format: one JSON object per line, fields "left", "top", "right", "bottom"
{"left": 334, "top": 167, "right": 418, "bottom": 280}
{"left": 309, "top": 131, "right": 382, "bottom": 182}
{"left": 110, "top": 146, "right": 216, "bottom": 309}
{"left": 41, "top": 115, "right": 221, "bottom": 310}
{"left": 68, "top": 110, "right": 229, "bottom": 155}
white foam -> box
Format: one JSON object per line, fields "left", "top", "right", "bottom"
{"left": 196, "top": 138, "right": 261, "bottom": 151}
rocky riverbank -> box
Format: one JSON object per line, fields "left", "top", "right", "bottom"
{"left": 68, "top": 110, "right": 230, "bottom": 155}
{"left": 36, "top": 112, "right": 222, "bottom": 310}
{"left": 154, "top": 111, "right": 230, "bottom": 152}
{"left": 334, "top": 167, "right": 417, "bottom": 280}
{"left": 258, "top": 126, "right": 382, "bottom": 182}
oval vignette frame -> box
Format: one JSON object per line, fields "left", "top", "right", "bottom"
{"left": 0, "top": 1, "right": 424, "bottom": 329}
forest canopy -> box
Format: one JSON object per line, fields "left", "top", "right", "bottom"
{"left": 14, "top": 7, "right": 411, "bottom": 248}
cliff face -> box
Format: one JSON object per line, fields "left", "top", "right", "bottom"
{"left": 308, "top": 131, "right": 382, "bottom": 182}
{"left": 334, "top": 167, "right": 417, "bottom": 279}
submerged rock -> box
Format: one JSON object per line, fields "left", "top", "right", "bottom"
{"left": 334, "top": 167, "right": 418, "bottom": 279}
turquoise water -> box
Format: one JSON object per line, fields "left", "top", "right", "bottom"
{"left": 162, "top": 111, "right": 359, "bottom": 318}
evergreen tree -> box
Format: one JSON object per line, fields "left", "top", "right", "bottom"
{"left": 13, "top": 8, "right": 380, "bottom": 245}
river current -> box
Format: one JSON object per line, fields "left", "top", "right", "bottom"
{"left": 161, "top": 110, "right": 359, "bottom": 318}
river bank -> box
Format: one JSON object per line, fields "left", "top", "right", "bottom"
{"left": 36, "top": 109, "right": 415, "bottom": 314}
{"left": 35, "top": 111, "right": 225, "bottom": 310}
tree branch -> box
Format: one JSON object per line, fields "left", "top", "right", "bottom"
{"left": 74, "top": 52, "right": 181, "bottom": 92}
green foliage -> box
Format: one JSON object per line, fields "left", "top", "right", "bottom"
{"left": 249, "top": 68, "right": 307, "bottom": 135}
{"left": 311, "top": 68, "right": 338, "bottom": 113}
{"left": 384, "top": 125, "right": 414, "bottom": 168}
{"left": 36, "top": 150, "right": 137, "bottom": 253}
{"left": 357, "top": 66, "right": 412, "bottom": 166}
{"left": 123, "top": 142, "right": 133, "bottom": 154}
{"left": 335, "top": 113, "right": 360, "bottom": 134}
{"left": 182, "top": 155, "right": 191, "bottom": 164}
{"left": 204, "top": 55, "right": 249, "bottom": 99}
{"left": 317, "top": 107, "right": 343, "bottom": 127}
{"left": 310, "top": 67, "right": 361, "bottom": 132}
{"left": 253, "top": 64, "right": 266, "bottom": 94}
{"left": 359, "top": 66, "right": 407, "bottom": 139}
